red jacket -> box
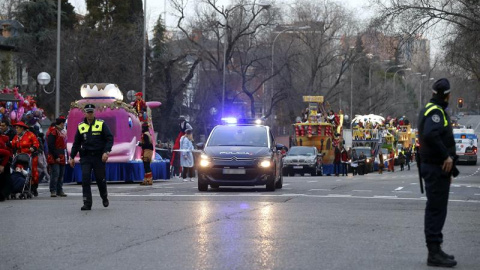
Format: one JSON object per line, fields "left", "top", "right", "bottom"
{"left": 0, "top": 134, "right": 12, "bottom": 167}
{"left": 11, "top": 131, "right": 40, "bottom": 155}
{"left": 46, "top": 126, "right": 67, "bottom": 164}
{"left": 341, "top": 150, "right": 349, "bottom": 162}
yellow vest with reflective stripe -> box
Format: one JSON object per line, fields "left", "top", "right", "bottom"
{"left": 424, "top": 103, "right": 448, "bottom": 127}
{"left": 78, "top": 120, "right": 104, "bottom": 135}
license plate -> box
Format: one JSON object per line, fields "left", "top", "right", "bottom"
{"left": 293, "top": 166, "right": 303, "bottom": 169}
{"left": 223, "top": 168, "right": 246, "bottom": 174}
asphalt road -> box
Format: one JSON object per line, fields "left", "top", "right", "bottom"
{"left": 1, "top": 161, "right": 479, "bottom": 270}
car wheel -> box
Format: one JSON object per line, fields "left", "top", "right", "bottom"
{"left": 266, "top": 174, "right": 276, "bottom": 191}
{"left": 318, "top": 165, "right": 323, "bottom": 176}
{"left": 198, "top": 178, "right": 208, "bottom": 191}
{"left": 311, "top": 166, "right": 317, "bottom": 176}
{"left": 210, "top": 184, "right": 219, "bottom": 189}
{"left": 282, "top": 169, "right": 288, "bottom": 176}
{"left": 275, "top": 172, "right": 283, "bottom": 189}
{"left": 300, "top": 172, "right": 305, "bottom": 176}
{"left": 288, "top": 172, "right": 295, "bottom": 177}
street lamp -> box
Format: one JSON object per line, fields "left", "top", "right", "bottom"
{"left": 142, "top": 0, "right": 147, "bottom": 98}
{"left": 404, "top": 72, "right": 422, "bottom": 91}
{"left": 393, "top": 67, "right": 411, "bottom": 100}
{"left": 37, "top": 72, "right": 54, "bottom": 94}
{"left": 384, "top": 64, "right": 404, "bottom": 90}
{"left": 419, "top": 75, "right": 434, "bottom": 106}
{"left": 221, "top": 2, "right": 271, "bottom": 118}
{"left": 55, "top": 0, "right": 61, "bottom": 117}
{"left": 269, "top": 25, "right": 310, "bottom": 116}
{"left": 350, "top": 53, "right": 373, "bottom": 119}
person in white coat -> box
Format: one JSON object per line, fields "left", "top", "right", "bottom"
{"left": 180, "top": 129, "right": 195, "bottom": 182}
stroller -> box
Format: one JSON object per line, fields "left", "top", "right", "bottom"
{"left": 10, "top": 153, "right": 33, "bottom": 199}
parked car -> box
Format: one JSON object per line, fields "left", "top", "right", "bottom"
{"left": 352, "top": 146, "right": 375, "bottom": 173}
{"left": 282, "top": 146, "right": 323, "bottom": 176}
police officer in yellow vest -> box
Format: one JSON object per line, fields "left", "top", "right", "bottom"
{"left": 417, "top": 78, "right": 458, "bottom": 267}
{"left": 69, "top": 104, "right": 114, "bottom": 211}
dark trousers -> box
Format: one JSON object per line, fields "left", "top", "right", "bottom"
{"left": 342, "top": 163, "right": 348, "bottom": 176}
{"left": 182, "top": 167, "right": 195, "bottom": 179}
{"left": 421, "top": 163, "right": 451, "bottom": 244}
{"left": 143, "top": 161, "right": 151, "bottom": 174}
{"left": 80, "top": 155, "right": 108, "bottom": 205}
{"left": 334, "top": 162, "right": 341, "bottom": 175}
{"left": 0, "top": 165, "right": 11, "bottom": 201}
{"left": 406, "top": 160, "right": 410, "bottom": 170}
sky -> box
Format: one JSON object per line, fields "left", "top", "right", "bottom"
{"left": 68, "top": 0, "right": 373, "bottom": 34}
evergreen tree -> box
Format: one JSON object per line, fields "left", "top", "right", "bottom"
{"left": 85, "top": 0, "right": 143, "bottom": 29}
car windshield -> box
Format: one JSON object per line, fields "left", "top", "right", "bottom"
{"left": 354, "top": 148, "right": 372, "bottom": 157}
{"left": 207, "top": 125, "right": 268, "bottom": 147}
{"left": 287, "top": 147, "right": 315, "bottom": 156}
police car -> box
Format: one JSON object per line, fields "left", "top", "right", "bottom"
{"left": 197, "top": 118, "right": 284, "bottom": 191}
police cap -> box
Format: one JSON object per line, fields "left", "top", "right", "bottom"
{"left": 84, "top": 104, "right": 95, "bottom": 113}
{"left": 432, "top": 78, "right": 451, "bottom": 95}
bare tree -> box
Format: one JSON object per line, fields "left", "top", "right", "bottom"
{"left": 170, "top": 0, "right": 279, "bottom": 118}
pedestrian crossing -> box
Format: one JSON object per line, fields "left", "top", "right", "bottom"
{"left": 34, "top": 176, "right": 480, "bottom": 203}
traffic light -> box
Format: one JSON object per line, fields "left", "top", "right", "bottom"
{"left": 457, "top": 98, "right": 464, "bottom": 108}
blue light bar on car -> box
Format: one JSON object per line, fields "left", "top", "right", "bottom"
{"left": 221, "top": 117, "right": 238, "bottom": 124}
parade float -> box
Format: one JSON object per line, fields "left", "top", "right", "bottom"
{"left": 292, "top": 96, "right": 343, "bottom": 175}
{"left": 64, "top": 83, "right": 169, "bottom": 183}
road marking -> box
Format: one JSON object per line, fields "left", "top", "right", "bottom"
{"left": 307, "top": 181, "right": 318, "bottom": 183}
{"left": 474, "top": 194, "right": 480, "bottom": 196}
{"left": 352, "top": 190, "right": 372, "bottom": 192}
{"left": 394, "top": 187, "right": 404, "bottom": 191}
{"left": 53, "top": 192, "right": 480, "bottom": 203}
{"left": 309, "top": 189, "right": 330, "bottom": 191}
{"left": 393, "top": 191, "right": 413, "bottom": 193}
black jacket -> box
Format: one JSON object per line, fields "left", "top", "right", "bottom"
{"left": 417, "top": 98, "right": 455, "bottom": 164}
{"left": 70, "top": 118, "right": 114, "bottom": 158}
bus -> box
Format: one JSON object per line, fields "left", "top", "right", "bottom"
{"left": 453, "top": 129, "right": 478, "bottom": 165}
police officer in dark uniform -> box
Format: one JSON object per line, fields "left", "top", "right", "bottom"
{"left": 69, "top": 104, "right": 114, "bottom": 211}
{"left": 417, "top": 78, "right": 458, "bottom": 267}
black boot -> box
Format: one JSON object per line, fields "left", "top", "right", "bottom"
{"left": 32, "top": 184, "right": 38, "bottom": 197}
{"left": 427, "top": 243, "right": 457, "bottom": 267}
{"left": 438, "top": 245, "right": 455, "bottom": 260}
{"left": 102, "top": 197, "right": 109, "bottom": 208}
{"left": 81, "top": 199, "right": 92, "bottom": 211}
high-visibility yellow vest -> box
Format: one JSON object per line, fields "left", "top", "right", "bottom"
{"left": 78, "top": 120, "right": 104, "bottom": 135}
{"left": 424, "top": 103, "right": 448, "bottom": 127}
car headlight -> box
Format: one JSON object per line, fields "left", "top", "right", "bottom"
{"left": 259, "top": 159, "right": 272, "bottom": 168}
{"left": 200, "top": 154, "right": 211, "bottom": 167}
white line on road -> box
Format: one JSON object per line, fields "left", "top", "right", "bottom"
{"left": 54, "top": 193, "right": 480, "bottom": 203}
{"left": 309, "top": 189, "right": 331, "bottom": 191}
{"left": 394, "top": 187, "right": 404, "bottom": 191}
{"left": 326, "top": 194, "right": 352, "bottom": 197}
{"left": 352, "top": 190, "right": 372, "bottom": 192}
{"left": 393, "top": 191, "right": 413, "bottom": 193}
{"left": 307, "top": 181, "right": 318, "bottom": 183}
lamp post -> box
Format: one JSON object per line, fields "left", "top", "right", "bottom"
{"left": 55, "top": 0, "right": 61, "bottom": 117}
{"left": 393, "top": 67, "right": 411, "bottom": 100}
{"left": 270, "top": 25, "right": 310, "bottom": 115}
{"left": 384, "top": 64, "right": 404, "bottom": 90}
{"left": 221, "top": 2, "right": 271, "bottom": 118}
{"left": 37, "top": 72, "right": 53, "bottom": 94}
{"left": 349, "top": 53, "right": 373, "bottom": 119}
{"left": 142, "top": 0, "right": 147, "bottom": 98}
{"left": 419, "top": 75, "right": 434, "bottom": 106}
{"left": 404, "top": 72, "right": 422, "bottom": 92}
